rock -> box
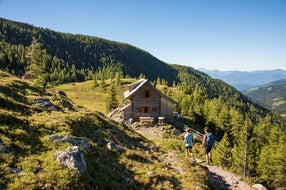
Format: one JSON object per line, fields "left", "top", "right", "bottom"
{"left": 227, "top": 177, "right": 238, "bottom": 185}
{"left": 54, "top": 146, "right": 86, "bottom": 176}
{"left": 10, "top": 167, "right": 24, "bottom": 175}
{"left": 34, "top": 97, "right": 56, "bottom": 111}
{"left": 49, "top": 134, "right": 90, "bottom": 152}
{"left": 49, "top": 134, "right": 64, "bottom": 141}
{"left": 58, "top": 99, "right": 73, "bottom": 110}
{"left": 252, "top": 184, "right": 268, "bottom": 190}
{"left": 107, "top": 141, "right": 124, "bottom": 152}
{"left": 56, "top": 90, "right": 67, "bottom": 97}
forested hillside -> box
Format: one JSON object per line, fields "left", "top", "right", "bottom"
{"left": 245, "top": 78, "right": 286, "bottom": 116}
{"left": 0, "top": 17, "right": 178, "bottom": 85}
{"left": 1, "top": 17, "right": 286, "bottom": 189}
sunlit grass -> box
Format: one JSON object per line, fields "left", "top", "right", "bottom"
{"left": 53, "top": 79, "right": 135, "bottom": 113}
{"left": 0, "top": 72, "right": 210, "bottom": 189}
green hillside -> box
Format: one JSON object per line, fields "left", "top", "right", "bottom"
{"left": 245, "top": 78, "right": 286, "bottom": 116}
{"left": 1, "top": 17, "right": 286, "bottom": 189}
{"left": 0, "top": 17, "right": 178, "bottom": 84}
{"left": 0, "top": 71, "right": 209, "bottom": 189}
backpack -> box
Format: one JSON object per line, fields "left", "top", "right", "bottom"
{"left": 206, "top": 133, "right": 214, "bottom": 146}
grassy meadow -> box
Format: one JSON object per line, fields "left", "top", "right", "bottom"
{"left": 0, "top": 72, "right": 209, "bottom": 189}
{"left": 53, "top": 78, "right": 137, "bottom": 113}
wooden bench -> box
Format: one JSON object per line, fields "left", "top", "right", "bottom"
{"left": 139, "top": 117, "right": 154, "bottom": 124}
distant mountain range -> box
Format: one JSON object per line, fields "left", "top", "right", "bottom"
{"left": 244, "top": 78, "right": 286, "bottom": 116}
{"left": 199, "top": 68, "right": 286, "bottom": 91}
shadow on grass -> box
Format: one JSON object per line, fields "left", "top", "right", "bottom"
{"left": 67, "top": 112, "right": 183, "bottom": 189}
{"left": 126, "top": 153, "right": 152, "bottom": 164}
{"left": 0, "top": 117, "right": 49, "bottom": 189}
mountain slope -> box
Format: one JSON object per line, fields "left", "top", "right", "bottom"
{"left": 245, "top": 78, "right": 286, "bottom": 116}
{"left": 199, "top": 68, "right": 286, "bottom": 91}
{"left": 0, "top": 17, "right": 178, "bottom": 84}
{"left": 0, "top": 71, "right": 209, "bottom": 189}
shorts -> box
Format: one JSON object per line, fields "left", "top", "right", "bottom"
{"left": 185, "top": 146, "right": 192, "bottom": 150}
{"left": 205, "top": 145, "right": 212, "bottom": 154}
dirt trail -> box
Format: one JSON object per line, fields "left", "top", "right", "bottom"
{"left": 133, "top": 124, "right": 252, "bottom": 190}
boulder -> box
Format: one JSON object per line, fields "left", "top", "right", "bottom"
{"left": 49, "top": 134, "right": 90, "bottom": 152}
{"left": 58, "top": 99, "right": 73, "bottom": 110}
{"left": 252, "top": 184, "right": 268, "bottom": 190}
{"left": 54, "top": 146, "right": 86, "bottom": 176}
{"left": 34, "top": 97, "right": 56, "bottom": 111}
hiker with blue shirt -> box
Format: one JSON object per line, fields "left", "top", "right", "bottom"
{"left": 183, "top": 128, "right": 195, "bottom": 161}
{"left": 202, "top": 127, "right": 214, "bottom": 165}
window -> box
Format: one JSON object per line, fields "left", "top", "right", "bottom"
{"left": 143, "top": 90, "right": 151, "bottom": 98}
{"left": 142, "top": 106, "right": 150, "bottom": 113}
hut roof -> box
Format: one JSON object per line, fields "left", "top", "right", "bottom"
{"left": 123, "top": 79, "right": 177, "bottom": 104}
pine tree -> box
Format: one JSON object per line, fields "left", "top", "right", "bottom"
{"left": 213, "top": 132, "right": 232, "bottom": 168}
{"left": 231, "top": 117, "right": 253, "bottom": 177}
{"left": 105, "top": 82, "right": 119, "bottom": 112}
{"left": 25, "top": 38, "right": 51, "bottom": 89}
{"left": 25, "top": 38, "right": 45, "bottom": 79}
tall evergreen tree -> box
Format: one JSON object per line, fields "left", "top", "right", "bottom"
{"left": 231, "top": 117, "right": 253, "bottom": 177}
{"left": 213, "top": 132, "right": 232, "bottom": 168}
{"left": 25, "top": 38, "right": 50, "bottom": 88}
{"left": 105, "top": 82, "right": 119, "bottom": 112}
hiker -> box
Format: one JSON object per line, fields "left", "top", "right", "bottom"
{"left": 202, "top": 127, "right": 214, "bottom": 165}
{"left": 183, "top": 128, "right": 195, "bottom": 160}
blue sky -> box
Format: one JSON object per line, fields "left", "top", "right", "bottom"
{"left": 1, "top": 0, "right": 286, "bottom": 71}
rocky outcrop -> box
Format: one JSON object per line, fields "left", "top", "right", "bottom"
{"left": 54, "top": 146, "right": 86, "bottom": 176}
{"left": 34, "top": 97, "right": 57, "bottom": 111}
{"left": 49, "top": 134, "right": 91, "bottom": 152}
{"left": 50, "top": 135, "right": 90, "bottom": 176}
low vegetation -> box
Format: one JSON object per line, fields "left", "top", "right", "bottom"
{"left": 0, "top": 71, "right": 209, "bottom": 189}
